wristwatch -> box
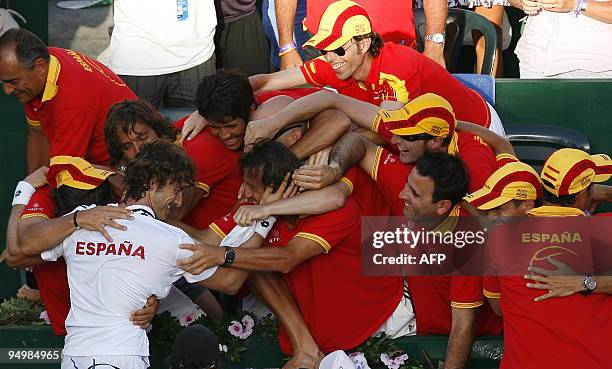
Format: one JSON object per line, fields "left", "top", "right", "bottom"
{"left": 424, "top": 33, "right": 445, "bottom": 45}
{"left": 222, "top": 246, "right": 235, "bottom": 267}
{"left": 580, "top": 275, "right": 597, "bottom": 296}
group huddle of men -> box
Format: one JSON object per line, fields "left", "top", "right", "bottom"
{"left": 1, "top": 1, "right": 611, "bottom": 368}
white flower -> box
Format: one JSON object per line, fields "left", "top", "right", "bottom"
{"left": 349, "top": 352, "right": 371, "bottom": 369}
{"left": 222, "top": 345, "right": 228, "bottom": 352}
{"left": 39, "top": 311, "right": 50, "bottom": 325}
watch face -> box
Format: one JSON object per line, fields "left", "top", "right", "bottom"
{"left": 432, "top": 34, "right": 445, "bottom": 43}
{"left": 586, "top": 277, "right": 597, "bottom": 290}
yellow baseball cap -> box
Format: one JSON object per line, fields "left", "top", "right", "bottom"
{"left": 464, "top": 161, "right": 542, "bottom": 210}
{"left": 540, "top": 148, "right": 612, "bottom": 196}
{"left": 372, "top": 93, "right": 456, "bottom": 137}
{"left": 47, "top": 156, "right": 114, "bottom": 190}
{"left": 303, "top": 0, "right": 372, "bottom": 51}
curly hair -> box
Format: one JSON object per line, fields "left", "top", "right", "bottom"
{"left": 195, "top": 69, "right": 254, "bottom": 123}
{"left": 123, "top": 141, "right": 195, "bottom": 202}
{"left": 104, "top": 99, "right": 178, "bottom": 166}
{"left": 353, "top": 32, "right": 384, "bottom": 57}
{"left": 239, "top": 140, "right": 302, "bottom": 192}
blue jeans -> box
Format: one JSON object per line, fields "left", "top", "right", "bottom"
{"left": 262, "top": 0, "right": 312, "bottom": 70}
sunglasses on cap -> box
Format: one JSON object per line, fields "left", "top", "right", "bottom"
{"left": 318, "top": 41, "right": 357, "bottom": 57}
{"left": 399, "top": 133, "right": 434, "bottom": 142}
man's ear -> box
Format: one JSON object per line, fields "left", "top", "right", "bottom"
{"left": 357, "top": 37, "right": 372, "bottom": 54}
{"left": 435, "top": 199, "right": 453, "bottom": 215}
{"left": 427, "top": 137, "right": 445, "bottom": 150}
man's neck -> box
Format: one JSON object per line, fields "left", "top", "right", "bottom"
{"left": 352, "top": 54, "right": 374, "bottom": 82}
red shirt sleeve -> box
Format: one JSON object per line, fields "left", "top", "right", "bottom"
{"left": 483, "top": 276, "right": 501, "bottom": 299}
{"left": 294, "top": 200, "right": 360, "bottom": 253}
{"left": 208, "top": 212, "right": 237, "bottom": 239}
{"left": 21, "top": 186, "right": 55, "bottom": 220}
{"left": 450, "top": 276, "right": 485, "bottom": 308}
{"left": 457, "top": 132, "right": 497, "bottom": 192}
{"left": 300, "top": 57, "right": 339, "bottom": 88}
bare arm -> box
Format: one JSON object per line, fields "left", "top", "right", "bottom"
{"left": 456, "top": 120, "right": 516, "bottom": 157}
{"left": 249, "top": 272, "right": 323, "bottom": 369}
{"left": 5, "top": 205, "right": 46, "bottom": 268}
{"left": 444, "top": 307, "right": 477, "bottom": 369}
{"left": 26, "top": 125, "right": 50, "bottom": 174}
{"left": 19, "top": 206, "right": 133, "bottom": 256}
{"left": 276, "top": 0, "right": 304, "bottom": 70}
{"left": 487, "top": 297, "right": 502, "bottom": 316}
{"left": 248, "top": 68, "right": 307, "bottom": 95}
{"left": 289, "top": 108, "right": 352, "bottom": 160}
{"left": 538, "top": 0, "right": 612, "bottom": 23}
{"left": 422, "top": 0, "right": 448, "bottom": 68}
{"left": 233, "top": 181, "right": 351, "bottom": 226}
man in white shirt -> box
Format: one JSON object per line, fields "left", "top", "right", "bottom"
{"left": 26, "top": 141, "right": 260, "bottom": 369}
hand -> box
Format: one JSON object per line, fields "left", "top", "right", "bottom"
{"left": 0, "top": 248, "right": 8, "bottom": 264}
{"left": 539, "top": 0, "right": 575, "bottom": 12}
{"left": 180, "top": 111, "right": 208, "bottom": 143}
{"left": 423, "top": 43, "right": 446, "bottom": 69}
{"left": 76, "top": 206, "right": 134, "bottom": 242}
{"left": 244, "top": 117, "right": 279, "bottom": 151}
{"left": 24, "top": 166, "right": 49, "bottom": 189}
{"left": 525, "top": 256, "right": 582, "bottom": 301}
{"left": 292, "top": 164, "right": 342, "bottom": 190}
{"left": 306, "top": 147, "right": 331, "bottom": 166}
{"left": 131, "top": 295, "right": 159, "bottom": 328}
{"left": 280, "top": 49, "right": 304, "bottom": 70}
{"left": 177, "top": 243, "right": 225, "bottom": 275}
{"left": 519, "top": 0, "right": 542, "bottom": 14}
{"left": 233, "top": 204, "right": 271, "bottom": 226}
{"left": 259, "top": 174, "right": 298, "bottom": 205}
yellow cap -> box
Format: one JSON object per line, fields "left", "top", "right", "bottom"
{"left": 47, "top": 156, "right": 114, "bottom": 190}
{"left": 303, "top": 1, "right": 372, "bottom": 51}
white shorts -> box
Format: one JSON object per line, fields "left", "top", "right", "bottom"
{"left": 373, "top": 294, "right": 417, "bottom": 338}
{"left": 62, "top": 355, "right": 149, "bottom": 369}
{"left": 486, "top": 102, "right": 506, "bottom": 137}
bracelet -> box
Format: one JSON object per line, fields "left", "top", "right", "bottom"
{"left": 278, "top": 47, "right": 297, "bottom": 57}
{"left": 278, "top": 41, "right": 297, "bottom": 57}
{"left": 73, "top": 210, "right": 80, "bottom": 229}
{"left": 12, "top": 181, "right": 36, "bottom": 206}
{"left": 254, "top": 216, "right": 277, "bottom": 238}
{"left": 571, "top": 0, "right": 588, "bottom": 17}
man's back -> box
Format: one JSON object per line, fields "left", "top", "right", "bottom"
{"left": 41, "top": 204, "right": 214, "bottom": 357}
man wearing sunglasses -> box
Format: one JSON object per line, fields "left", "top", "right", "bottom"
{"left": 248, "top": 0, "right": 505, "bottom": 136}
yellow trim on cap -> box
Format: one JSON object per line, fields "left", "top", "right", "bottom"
{"left": 208, "top": 223, "right": 227, "bottom": 239}
{"left": 496, "top": 153, "right": 519, "bottom": 164}
{"left": 295, "top": 232, "right": 331, "bottom": 253}
{"left": 451, "top": 301, "right": 484, "bottom": 309}
{"left": 303, "top": 1, "right": 371, "bottom": 51}
{"left": 483, "top": 289, "right": 501, "bottom": 299}
{"left": 41, "top": 55, "right": 60, "bottom": 102}
{"left": 447, "top": 132, "right": 459, "bottom": 156}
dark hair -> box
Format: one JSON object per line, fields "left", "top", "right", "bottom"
{"left": 104, "top": 99, "right": 178, "bottom": 165}
{"left": 123, "top": 141, "right": 195, "bottom": 202}
{"left": 353, "top": 32, "right": 384, "bottom": 57}
{"left": 0, "top": 29, "right": 50, "bottom": 69}
{"left": 415, "top": 152, "right": 469, "bottom": 205}
{"left": 51, "top": 181, "right": 114, "bottom": 217}
{"left": 541, "top": 180, "right": 580, "bottom": 207}
{"left": 195, "top": 70, "right": 254, "bottom": 123}
{"left": 170, "top": 325, "right": 220, "bottom": 369}
{"left": 239, "top": 141, "right": 301, "bottom": 192}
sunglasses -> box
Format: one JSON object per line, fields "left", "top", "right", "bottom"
{"left": 318, "top": 41, "right": 356, "bottom": 57}
{"left": 399, "top": 133, "right": 434, "bottom": 142}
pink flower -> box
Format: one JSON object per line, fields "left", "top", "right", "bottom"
{"left": 394, "top": 354, "right": 408, "bottom": 366}
{"left": 228, "top": 321, "right": 244, "bottom": 338}
{"left": 239, "top": 327, "right": 253, "bottom": 339}
{"left": 242, "top": 315, "right": 255, "bottom": 330}
{"left": 39, "top": 311, "right": 50, "bottom": 325}
{"left": 380, "top": 353, "right": 408, "bottom": 369}
{"left": 349, "top": 352, "right": 371, "bottom": 369}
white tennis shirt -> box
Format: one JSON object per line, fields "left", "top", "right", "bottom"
{"left": 41, "top": 204, "right": 216, "bottom": 357}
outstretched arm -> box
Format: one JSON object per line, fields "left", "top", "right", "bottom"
{"left": 456, "top": 120, "right": 515, "bottom": 157}
{"left": 249, "top": 67, "right": 307, "bottom": 95}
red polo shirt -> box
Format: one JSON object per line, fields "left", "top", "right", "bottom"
{"left": 483, "top": 210, "right": 611, "bottom": 369}
{"left": 341, "top": 166, "right": 392, "bottom": 216}
{"left": 210, "top": 199, "right": 404, "bottom": 354}
{"left": 21, "top": 186, "right": 70, "bottom": 336}
{"left": 174, "top": 117, "right": 241, "bottom": 230}
{"left": 303, "top": 1, "right": 416, "bottom": 46}
{"left": 24, "top": 48, "right": 136, "bottom": 166}
{"left": 372, "top": 148, "right": 502, "bottom": 335}
{"left": 301, "top": 43, "right": 491, "bottom": 128}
